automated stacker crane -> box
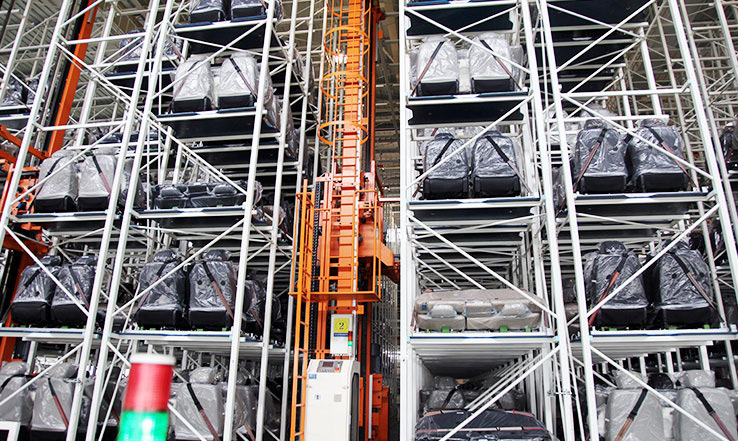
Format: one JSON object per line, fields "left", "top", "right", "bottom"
{"left": 288, "top": 0, "right": 398, "bottom": 437}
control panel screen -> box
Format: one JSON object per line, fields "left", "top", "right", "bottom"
{"left": 317, "top": 360, "right": 343, "bottom": 372}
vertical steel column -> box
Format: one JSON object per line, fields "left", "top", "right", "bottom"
{"left": 83, "top": 1, "right": 174, "bottom": 437}
{"left": 522, "top": 1, "right": 576, "bottom": 438}
{"left": 537, "top": 0, "right": 599, "bottom": 438}
{"left": 68, "top": 1, "right": 163, "bottom": 438}
{"left": 222, "top": 2, "right": 279, "bottom": 440}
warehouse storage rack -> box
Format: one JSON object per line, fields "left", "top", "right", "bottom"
{"left": 0, "top": 0, "right": 320, "bottom": 440}
{"left": 400, "top": 0, "right": 738, "bottom": 440}
{"left": 399, "top": 0, "right": 579, "bottom": 439}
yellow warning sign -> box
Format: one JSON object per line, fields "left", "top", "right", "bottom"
{"left": 333, "top": 317, "right": 349, "bottom": 336}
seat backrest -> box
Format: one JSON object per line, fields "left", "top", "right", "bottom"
{"left": 471, "top": 130, "right": 517, "bottom": 178}
{"left": 174, "top": 55, "right": 214, "bottom": 103}
{"left": 416, "top": 37, "right": 458, "bottom": 84}
{"left": 37, "top": 150, "right": 78, "bottom": 201}
{"left": 423, "top": 133, "right": 468, "bottom": 180}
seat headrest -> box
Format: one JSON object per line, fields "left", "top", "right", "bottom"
{"left": 599, "top": 241, "right": 627, "bottom": 255}
{"left": 189, "top": 367, "right": 218, "bottom": 384}
{"left": 640, "top": 118, "right": 667, "bottom": 128}
{"left": 583, "top": 119, "right": 607, "bottom": 130}
{"left": 201, "top": 249, "right": 231, "bottom": 262}
{"left": 0, "top": 361, "right": 27, "bottom": 376}
{"left": 40, "top": 256, "right": 63, "bottom": 266}
{"left": 73, "top": 255, "right": 98, "bottom": 266}
{"left": 152, "top": 250, "right": 178, "bottom": 263}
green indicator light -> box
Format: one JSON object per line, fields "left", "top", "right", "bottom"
{"left": 116, "top": 411, "right": 169, "bottom": 441}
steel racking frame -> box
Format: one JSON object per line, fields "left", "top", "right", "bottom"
{"left": 399, "top": 1, "right": 738, "bottom": 440}
{"left": 0, "top": 0, "right": 321, "bottom": 441}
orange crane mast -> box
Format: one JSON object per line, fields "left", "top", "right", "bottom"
{"left": 288, "top": 0, "right": 398, "bottom": 436}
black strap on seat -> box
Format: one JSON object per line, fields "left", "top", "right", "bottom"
{"left": 668, "top": 252, "right": 723, "bottom": 321}
{"left": 479, "top": 39, "right": 521, "bottom": 90}
{"left": 228, "top": 58, "right": 257, "bottom": 99}
{"left": 29, "top": 158, "right": 65, "bottom": 210}
{"left": 690, "top": 387, "right": 737, "bottom": 441}
{"left": 613, "top": 389, "right": 648, "bottom": 441}
{"left": 644, "top": 127, "right": 696, "bottom": 188}
{"left": 90, "top": 156, "right": 112, "bottom": 194}
{"left": 0, "top": 374, "right": 27, "bottom": 393}
{"left": 201, "top": 262, "right": 235, "bottom": 321}
{"left": 431, "top": 138, "right": 457, "bottom": 169}
{"left": 67, "top": 265, "right": 91, "bottom": 310}
{"left": 411, "top": 41, "right": 445, "bottom": 96}
{"left": 20, "top": 268, "right": 42, "bottom": 292}
{"left": 484, "top": 135, "right": 531, "bottom": 193}
{"left": 185, "top": 383, "right": 222, "bottom": 441}
{"left": 440, "top": 388, "right": 462, "bottom": 410}
{"left": 47, "top": 377, "right": 69, "bottom": 429}
{"left": 589, "top": 254, "right": 630, "bottom": 326}
{"left": 556, "top": 128, "right": 608, "bottom": 215}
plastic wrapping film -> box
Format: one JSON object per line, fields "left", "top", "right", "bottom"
{"left": 605, "top": 389, "right": 665, "bottom": 441}
{"left": 190, "top": 0, "right": 227, "bottom": 21}
{"left": 651, "top": 242, "right": 713, "bottom": 321}
{"left": 216, "top": 53, "right": 258, "bottom": 103}
{"left": 648, "top": 373, "right": 675, "bottom": 390}
{"left": 414, "top": 37, "right": 459, "bottom": 93}
{"left": 422, "top": 133, "right": 468, "bottom": 199}
{"left": 547, "top": 108, "right": 580, "bottom": 148}
{"left": 1, "top": 76, "right": 25, "bottom": 107}
{"left": 626, "top": 119, "right": 686, "bottom": 185}
{"left": 573, "top": 119, "right": 628, "bottom": 191}
{"left": 468, "top": 33, "right": 513, "bottom": 83}
{"left": 78, "top": 148, "right": 116, "bottom": 210}
{"left": 243, "top": 279, "right": 281, "bottom": 335}
{"left": 434, "top": 376, "right": 456, "bottom": 390}
{"left": 51, "top": 255, "right": 96, "bottom": 325}
{"left": 677, "top": 370, "right": 716, "bottom": 388}
{"left": 25, "top": 77, "right": 39, "bottom": 106}
{"left": 421, "top": 389, "right": 465, "bottom": 413}
{"left": 173, "top": 55, "right": 215, "bottom": 106}
{"left": 414, "top": 289, "right": 541, "bottom": 332}
{"left": 172, "top": 374, "right": 225, "bottom": 441}
{"left": 0, "top": 361, "right": 32, "bottom": 424}
{"left": 584, "top": 241, "right": 648, "bottom": 325}
{"left": 470, "top": 129, "right": 522, "bottom": 197}
{"left": 11, "top": 255, "right": 63, "bottom": 325}
{"left": 613, "top": 371, "right": 647, "bottom": 389}
{"left": 118, "top": 31, "right": 144, "bottom": 64}
{"left": 415, "top": 409, "right": 552, "bottom": 441}
{"left": 135, "top": 250, "right": 187, "bottom": 328}
{"left": 121, "top": 158, "right": 146, "bottom": 209}
{"left": 230, "top": 384, "right": 278, "bottom": 436}
{"left": 35, "top": 150, "right": 79, "bottom": 212}
{"left": 232, "top": 0, "right": 282, "bottom": 19}
{"left": 31, "top": 364, "right": 91, "bottom": 433}
{"left": 188, "top": 249, "right": 237, "bottom": 329}
{"left": 674, "top": 387, "right": 738, "bottom": 441}
{"left": 471, "top": 130, "right": 518, "bottom": 178}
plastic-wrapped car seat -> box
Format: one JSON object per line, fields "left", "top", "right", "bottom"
{"left": 1, "top": 76, "right": 26, "bottom": 108}
{"left": 172, "top": 55, "right": 215, "bottom": 113}
{"left": 31, "top": 364, "right": 91, "bottom": 438}
{"left": 189, "top": 0, "right": 228, "bottom": 23}
{"left": 0, "top": 361, "right": 32, "bottom": 425}
{"left": 626, "top": 119, "right": 689, "bottom": 192}
{"left": 77, "top": 148, "right": 116, "bottom": 211}
{"left": 468, "top": 33, "right": 516, "bottom": 93}
{"left": 720, "top": 122, "right": 738, "bottom": 170}
{"left": 650, "top": 241, "right": 715, "bottom": 326}
{"left": 470, "top": 129, "right": 522, "bottom": 197}
{"left": 414, "top": 409, "right": 552, "bottom": 441}
{"left": 584, "top": 241, "right": 648, "bottom": 327}
{"left": 118, "top": 31, "right": 143, "bottom": 64}
{"left": 606, "top": 373, "right": 665, "bottom": 441}
{"left": 422, "top": 133, "right": 469, "bottom": 199}
{"left": 243, "top": 279, "right": 280, "bottom": 336}
{"left": 189, "top": 250, "right": 237, "bottom": 329}
{"left": 35, "top": 150, "right": 79, "bottom": 213}
{"left": 173, "top": 367, "right": 225, "bottom": 441}
{"left": 135, "top": 250, "right": 187, "bottom": 329}
{"left": 217, "top": 53, "right": 258, "bottom": 109}
{"left": 674, "top": 370, "right": 738, "bottom": 441}
{"left": 573, "top": 119, "right": 628, "bottom": 194}
{"left": 231, "top": 0, "right": 281, "bottom": 19}
{"left": 10, "top": 256, "right": 63, "bottom": 326}
{"left": 121, "top": 158, "right": 146, "bottom": 210}
{"left": 51, "top": 255, "right": 97, "bottom": 327}
{"left": 155, "top": 184, "right": 190, "bottom": 209}
{"left": 414, "top": 37, "right": 459, "bottom": 96}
